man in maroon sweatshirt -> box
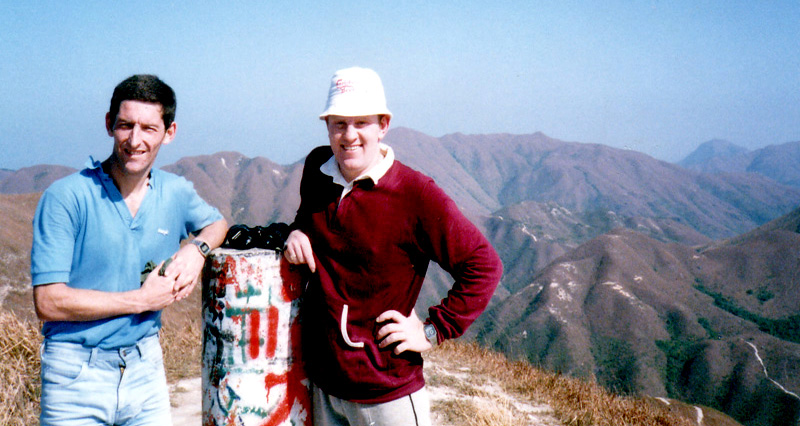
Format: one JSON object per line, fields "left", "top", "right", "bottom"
{"left": 284, "top": 66, "right": 503, "bottom": 426}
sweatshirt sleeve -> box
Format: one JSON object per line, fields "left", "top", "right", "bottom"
{"left": 416, "top": 179, "right": 503, "bottom": 342}
{"left": 291, "top": 146, "right": 334, "bottom": 233}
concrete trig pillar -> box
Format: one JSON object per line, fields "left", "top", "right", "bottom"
{"left": 202, "top": 248, "right": 310, "bottom": 426}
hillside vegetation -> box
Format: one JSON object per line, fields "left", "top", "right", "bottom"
{"left": 473, "top": 215, "right": 800, "bottom": 426}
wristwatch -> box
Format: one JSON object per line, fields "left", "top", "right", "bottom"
{"left": 424, "top": 323, "right": 438, "bottom": 347}
{"left": 190, "top": 239, "right": 211, "bottom": 257}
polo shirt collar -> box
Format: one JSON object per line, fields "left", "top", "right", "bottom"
{"left": 86, "top": 156, "right": 102, "bottom": 170}
{"left": 321, "top": 143, "right": 395, "bottom": 189}
{"left": 87, "top": 156, "right": 154, "bottom": 188}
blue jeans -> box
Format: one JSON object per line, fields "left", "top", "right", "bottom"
{"left": 39, "top": 334, "right": 172, "bottom": 426}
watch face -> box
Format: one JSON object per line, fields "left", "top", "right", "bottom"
{"left": 425, "top": 324, "right": 436, "bottom": 339}
{"left": 193, "top": 240, "right": 210, "bottom": 255}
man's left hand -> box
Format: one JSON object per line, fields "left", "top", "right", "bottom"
{"left": 375, "top": 308, "right": 432, "bottom": 354}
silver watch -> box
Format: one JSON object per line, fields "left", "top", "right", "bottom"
{"left": 190, "top": 239, "right": 210, "bottom": 257}
{"left": 424, "top": 323, "right": 438, "bottom": 346}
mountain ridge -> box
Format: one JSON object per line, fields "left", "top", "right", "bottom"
{"left": 679, "top": 139, "right": 800, "bottom": 188}
{"left": 473, "top": 207, "right": 800, "bottom": 426}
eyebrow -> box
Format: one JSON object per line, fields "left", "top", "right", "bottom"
{"left": 115, "top": 117, "right": 163, "bottom": 129}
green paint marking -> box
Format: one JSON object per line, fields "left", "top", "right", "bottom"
{"left": 236, "top": 282, "right": 262, "bottom": 298}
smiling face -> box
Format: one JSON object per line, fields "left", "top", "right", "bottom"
{"left": 106, "top": 100, "right": 176, "bottom": 181}
{"left": 326, "top": 114, "right": 390, "bottom": 182}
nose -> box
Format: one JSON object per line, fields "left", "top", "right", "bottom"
{"left": 127, "top": 125, "right": 143, "bottom": 146}
{"left": 342, "top": 124, "right": 358, "bottom": 142}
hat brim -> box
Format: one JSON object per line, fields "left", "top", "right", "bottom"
{"left": 319, "top": 108, "right": 393, "bottom": 120}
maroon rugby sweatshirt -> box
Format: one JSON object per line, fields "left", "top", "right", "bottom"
{"left": 293, "top": 146, "right": 502, "bottom": 403}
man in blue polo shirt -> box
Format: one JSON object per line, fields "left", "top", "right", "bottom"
{"left": 31, "top": 74, "right": 228, "bottom": 425}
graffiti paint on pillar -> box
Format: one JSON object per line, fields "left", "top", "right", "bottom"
{"left": 202, "top": 248, "right": 310, "bottom": 426}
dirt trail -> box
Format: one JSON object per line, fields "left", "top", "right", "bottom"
{"left": 170, "top": 377, "right": 202, "bottom": 425}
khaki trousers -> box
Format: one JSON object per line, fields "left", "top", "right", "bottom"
{"left": 312, "top": 383, "right": 432, "bottom": 426}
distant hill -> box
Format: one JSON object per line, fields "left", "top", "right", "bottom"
{"left": 680, "top": 140, "right": 800, "bottom": 188}
{"left": 0, "top": 165, "right": 76, "bottom": 194}
{"left": 424, "top": 130, "right": 800, "bottom": 240}
{"left": 0, "top": 193, "right": 40, "bottom": 322}
{"left": 746, "top": 141, "right": 800, "bottom": 187}
{"left": 473, "top": 207, "right": 800, "bottom": 426}
{"left": 481, "top": 201, "right": 711, "bottom": 299}
{"left": 678, "top": 139, "right": 751, "bottom": 173}
{"left": 386, "top": 128, "right": 501, "bottom": 216}
{"left": 162, "top": 151, "right": 303, "bottom": 226}
{"left": 0, "top": 154, "right": 305, "bottom": 227}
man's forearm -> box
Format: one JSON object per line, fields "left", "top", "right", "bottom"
{"left": 193, "top": 219, "right": 228, "bottom": 250}
{"left": 33, "top": 280, "right": 170, "bottom": 322}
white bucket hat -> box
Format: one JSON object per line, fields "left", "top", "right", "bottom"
{"left": 319, "top": 67, "right": 392, "bottom": 120}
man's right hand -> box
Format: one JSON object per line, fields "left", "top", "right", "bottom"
{"left": 139, "top": 259, "right": 179, "bottom": 312}
{"left": 283, "top": 230, "right": 316, "bottom": 273}
{"left": 34, "top": 258, "right": 181, "bottom": 322}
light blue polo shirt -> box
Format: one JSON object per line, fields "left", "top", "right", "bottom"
{"left": 31, "top": 157, "right": 223, "bottom": 349}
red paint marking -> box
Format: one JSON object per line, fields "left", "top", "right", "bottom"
{"left": 237, "top": 261, "right": 257, "bottom": 294}
{"left": 262, "top": 373, "right": 290, "bottom": 426}
{"left": 263, "top": 373, "right": 287, "bottom": 398}
{"left": 261, "top": 399, "right": 291, "bottom": 426}
{"left": 257, "top": 299, "right": 311, "bottom": 426}
{"left": 249, "top": 310, "right": 261, "bottom": 359}
{"left": 215, "top": 257, "right": 239, "bottom": 288}
{"left": 266, "top": 306, "right": 279, "bottom": 358}
{"left": 261, "top": 362, "right": 311, "bottom": 426}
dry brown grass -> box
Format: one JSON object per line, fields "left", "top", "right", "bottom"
{"left": 427, "top": 341, "right": 700, "bottom": 426}
{"left": 160, "top": 287, "right": 204, "bottom": 382}
{"left": 435, "top": 397, "right": 526, "bottom": 426}
{"left": 0, "top": 311, "right": 41, "bottom": 426}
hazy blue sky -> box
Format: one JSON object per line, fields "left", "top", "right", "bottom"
{"left": 2, "top": 1, "right": 798, "bottom": 171}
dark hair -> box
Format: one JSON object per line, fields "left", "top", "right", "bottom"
{"left": 108, "top": 75, "right": 176, "bottom": 128}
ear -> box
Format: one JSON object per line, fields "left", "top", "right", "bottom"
{"left": 378, "top": 115, "right": 391, "bottom": 138}
{"left": 161, "top": 122, "right": 178, "bottom": 145}
{"left": 105, "top": 112, "right": 114, "bottom": 136}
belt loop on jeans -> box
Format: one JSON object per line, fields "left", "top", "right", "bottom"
{"left": 136, "top": 339, "right": 145, "bottom": 359}
{"left": 88, "top": 347, "right": 99, "bottom": 366}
